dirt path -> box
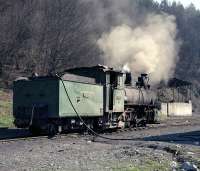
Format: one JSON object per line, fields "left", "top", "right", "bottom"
{"left": 0, "top": 116, "right": 199, "bottom": 171}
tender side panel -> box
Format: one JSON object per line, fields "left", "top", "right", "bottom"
{"left": 13, "top": 79, "right": 59, "bottom": 121}
{"left": 59, "top": 80, "right": 104, "bottom": 117}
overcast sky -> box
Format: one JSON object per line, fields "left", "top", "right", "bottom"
{"left": 155, "top": 0, "right": 200, "bottom": 9}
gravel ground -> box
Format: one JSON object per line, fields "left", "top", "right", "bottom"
{"left": 0, "top": 116, "right": 200, "bottom": 171}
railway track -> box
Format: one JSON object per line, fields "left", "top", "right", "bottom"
{"left": 0, "top": 133, "right": 84, "bottom": 143}
{"left": 0, "top": 119, "right": 199, "bottom": 143}
{"left": 103, "top": 120, "right": 199, "bottom": 135}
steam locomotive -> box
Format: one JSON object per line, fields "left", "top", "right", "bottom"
{"left": 13, "top": 65, "right": 158, "bottom": 135}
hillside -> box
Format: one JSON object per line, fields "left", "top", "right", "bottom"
{"left": 0, "top": 0, "right": 199, "bottom": 107}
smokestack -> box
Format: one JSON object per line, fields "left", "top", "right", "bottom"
{"left": 136, "top": 74, "right": 150, "bottom": 89}
{"left": 124, "top": 72, "right": 132, "bottom": 85}
{"left": 122, "top": 64, "right": 132, "bottom": 85}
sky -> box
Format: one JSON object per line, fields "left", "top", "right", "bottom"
{"left": 155, "top": 0, "right": 200, "bottom": 9}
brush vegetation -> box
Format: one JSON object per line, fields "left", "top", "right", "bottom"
{"left": 0, "top": 89, "right": 13, "bottom": 127}
{"left": 112, "top": 159, "right": 171, "bottom": 171}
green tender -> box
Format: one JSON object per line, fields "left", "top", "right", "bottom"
{"left": 59, "top": 80, "right": 103, "bottom": 117}
{"left": 13, "top": 78, "right": 104, "bottom": 119}
{"left": 13, "top": 79, "right": 59, "bottom": 119}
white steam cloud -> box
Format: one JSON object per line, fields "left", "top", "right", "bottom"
{"left": 79, "top": 0, "right": 180, "bottom": 84}
{"left": 97, "top": 13, "right": 180, "bottom": 84}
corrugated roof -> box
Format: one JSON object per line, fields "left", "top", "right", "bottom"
{"left": 62, "top": 64, "right": 123, "bottom": 73}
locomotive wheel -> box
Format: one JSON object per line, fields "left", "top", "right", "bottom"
{"left": 133, "top": 116, "right": 147, "bottom": 127}
{"left": 147, "top": 112, "right": 155, "bottom": 124}
{"left": 47, "top": 123, "right": 58, "bottom": 136}
{"left": 130, "top": 113, "right": 138, "bottom": 127}
{"left": 92, "top": 118, "right": 102, "bottom": 131}
{"left": 137, "top": 119, "right": 147, "bottom": 127}
{"left": 29, "top": 125, "right": 41, "bottom": 135}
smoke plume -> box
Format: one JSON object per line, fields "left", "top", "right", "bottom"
{"left": 79, "top": 0, "right": 180, "bottom": 84}
{"left": 97, "top": 14, "right": 179, "bottom": 84}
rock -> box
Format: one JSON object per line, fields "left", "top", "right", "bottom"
{"left": 170, "top": 161, "right": 177, "bottom": 169}
{"left": 135, "top": 150, "right": 139, "bottom": 155}
{"left": 181, "top": 161, "right": 199, "bottom": 171}
{"left": 187, "top": 152, "right": 195, "bottom": 155}
{"left": 176, "top": 145, "right": 182, "bottom": 148}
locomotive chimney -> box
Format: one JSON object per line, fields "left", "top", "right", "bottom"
{"left": 136, "top": 73, "right": 150, "bottom": 89}
{"left": 122, "top": 64, "right": 132, "bottom": 86}
{"left": 124, "top": 72, "right": 132, "bottom": 85}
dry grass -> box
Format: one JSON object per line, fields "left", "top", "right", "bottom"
{"left": 112, "top": 159, "right": 171, "bottom": 171}
{"left": 0, "top": 89, "right": 13, "bottom": 127}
